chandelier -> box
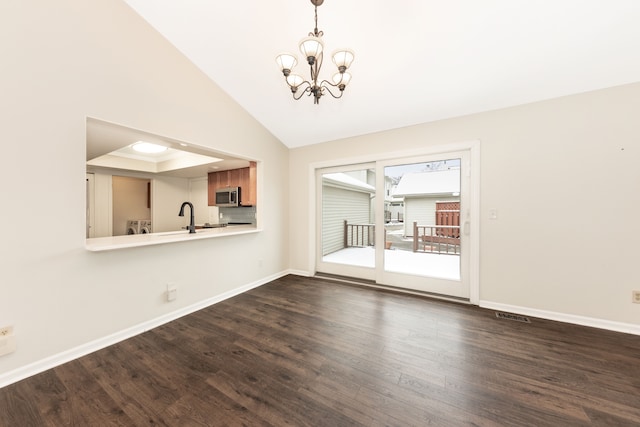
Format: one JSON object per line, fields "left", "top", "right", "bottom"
{"left": 276, "top": 0, "right": 354, "bottom": 105}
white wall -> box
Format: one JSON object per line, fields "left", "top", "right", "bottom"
{"left": 0, "top": 0, "right": 289, "bottom": 384}
{"left": 289, "top": 83, "right": 640, "bottom": 328}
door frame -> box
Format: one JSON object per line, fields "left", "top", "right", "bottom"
{"left": 308, "top": 140, "right": 480, "bottom": 304}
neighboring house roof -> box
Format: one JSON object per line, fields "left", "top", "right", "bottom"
{"left": 393, "top": 169, "right": 460, "bottom": 197}
{"left": 323, "top": 173, "right": 375, "bottom": 193}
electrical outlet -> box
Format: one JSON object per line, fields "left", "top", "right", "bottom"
{"left": 0, "top": 325, "right": 14, "bottom": 336}
{"left": 633, "top": 291, "right": 640, "bottom": 304}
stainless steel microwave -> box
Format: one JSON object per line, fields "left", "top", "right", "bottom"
{"left": 215, "top": 187, "right": 240, "bottom": 207}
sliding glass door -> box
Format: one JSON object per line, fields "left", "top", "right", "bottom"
{"left": 316, "top": 146, "right": 476, "bottom": 301}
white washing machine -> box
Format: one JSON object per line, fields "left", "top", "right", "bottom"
{"left": 126, "top": 219, "right": 151, "bottom": 234}
{"left": 126, "top": 219, "right": 141, "bottom": 235}
{"left": 139, "top": 220, "right": 152, "bottom": 234}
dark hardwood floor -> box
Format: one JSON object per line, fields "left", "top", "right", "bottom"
{"left": 1, "top": 275, "right": 639, "bottom": 426}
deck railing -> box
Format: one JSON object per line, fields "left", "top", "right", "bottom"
{"left": 344, "top": 220, "right": 375, "bottom": 248}
{"left": 413, "top": 222, "right": 460, "bottom": 255}
{"left": 384, "top": 211, "right": 404, "bottom": 223}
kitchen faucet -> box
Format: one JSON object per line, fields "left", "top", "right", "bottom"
{"left": 178, "top": 201, "right": 196, "bottom": 233}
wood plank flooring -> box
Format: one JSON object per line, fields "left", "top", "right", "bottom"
{"left": 1, "top": 275, "right": 639, "bottom": 426}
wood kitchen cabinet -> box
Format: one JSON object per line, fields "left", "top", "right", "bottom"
{"left": 211, "top": 169, "right": 239, "bottom": 188}
{"left": 207, "top": 161, "right": 257, "bottom": 206}
{"left": 240, "top": 161, "right": 257, "bottom": 206}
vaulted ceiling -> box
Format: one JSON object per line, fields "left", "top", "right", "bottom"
{"left": 123, "top": 1, "right": 640, "bottom": 148}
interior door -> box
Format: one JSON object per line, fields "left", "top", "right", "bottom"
{"left": 376, "top": 151, "right": 471, "bottom": 299}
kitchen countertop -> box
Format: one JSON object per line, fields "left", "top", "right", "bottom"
{"left": 86, "top": 224, "right": 260, "bottom": 252}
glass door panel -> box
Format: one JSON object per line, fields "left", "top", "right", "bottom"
{"left": 316, "top": 164, "right": 377, "bottom": 280}
{"left": 376, "top": 152, "right": 470, "bottom": 299}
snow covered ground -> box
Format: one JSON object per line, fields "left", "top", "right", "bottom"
{"left": 322, "top": 246, "right": 460, "bottom": 281}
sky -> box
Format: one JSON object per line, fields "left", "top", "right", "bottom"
{"left": 384, "top": 158, "right": 461, "bottom": 180}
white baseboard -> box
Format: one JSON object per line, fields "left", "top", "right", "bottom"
{"left": 287, "top": 269, "right": 313, "bottom": 277}
{"left": 480, "top": 300, "right": 640, "bottom": 336}
{"left": 0, "top": 271, "right": 289, "bottom": 389}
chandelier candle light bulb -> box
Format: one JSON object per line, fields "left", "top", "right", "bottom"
{"left": 275, "top": 0, "right": 354, "bottom": 104}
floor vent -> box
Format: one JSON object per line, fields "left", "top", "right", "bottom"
{"left": 495, "top": 312, "right": 531, "bottom": 323}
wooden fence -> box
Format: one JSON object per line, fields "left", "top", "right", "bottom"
{"left": 413, "top": 222, "right": 460, "bottom": 254}
{"left": 435, "top": 201, "right": 460, "bottom": 237}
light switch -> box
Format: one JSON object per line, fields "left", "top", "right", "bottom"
{"left": 489, "top": 209, "right": 498, "bottom": 220}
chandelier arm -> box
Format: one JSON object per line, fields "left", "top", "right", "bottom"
{"left": 319, "top": 81, "right": 344, "bottom": 99}
{"left": 319, "top": 79, "right": 340, "bottom": 88}
{"left": 320, "top": 80, "right": 344, "bottom": 99}
{"left": 291, "top": 81, "right": 313, "bottom": 100}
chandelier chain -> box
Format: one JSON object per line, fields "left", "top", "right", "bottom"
{"left": 310, "top": 4, "right": 323, "bottom": 38}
